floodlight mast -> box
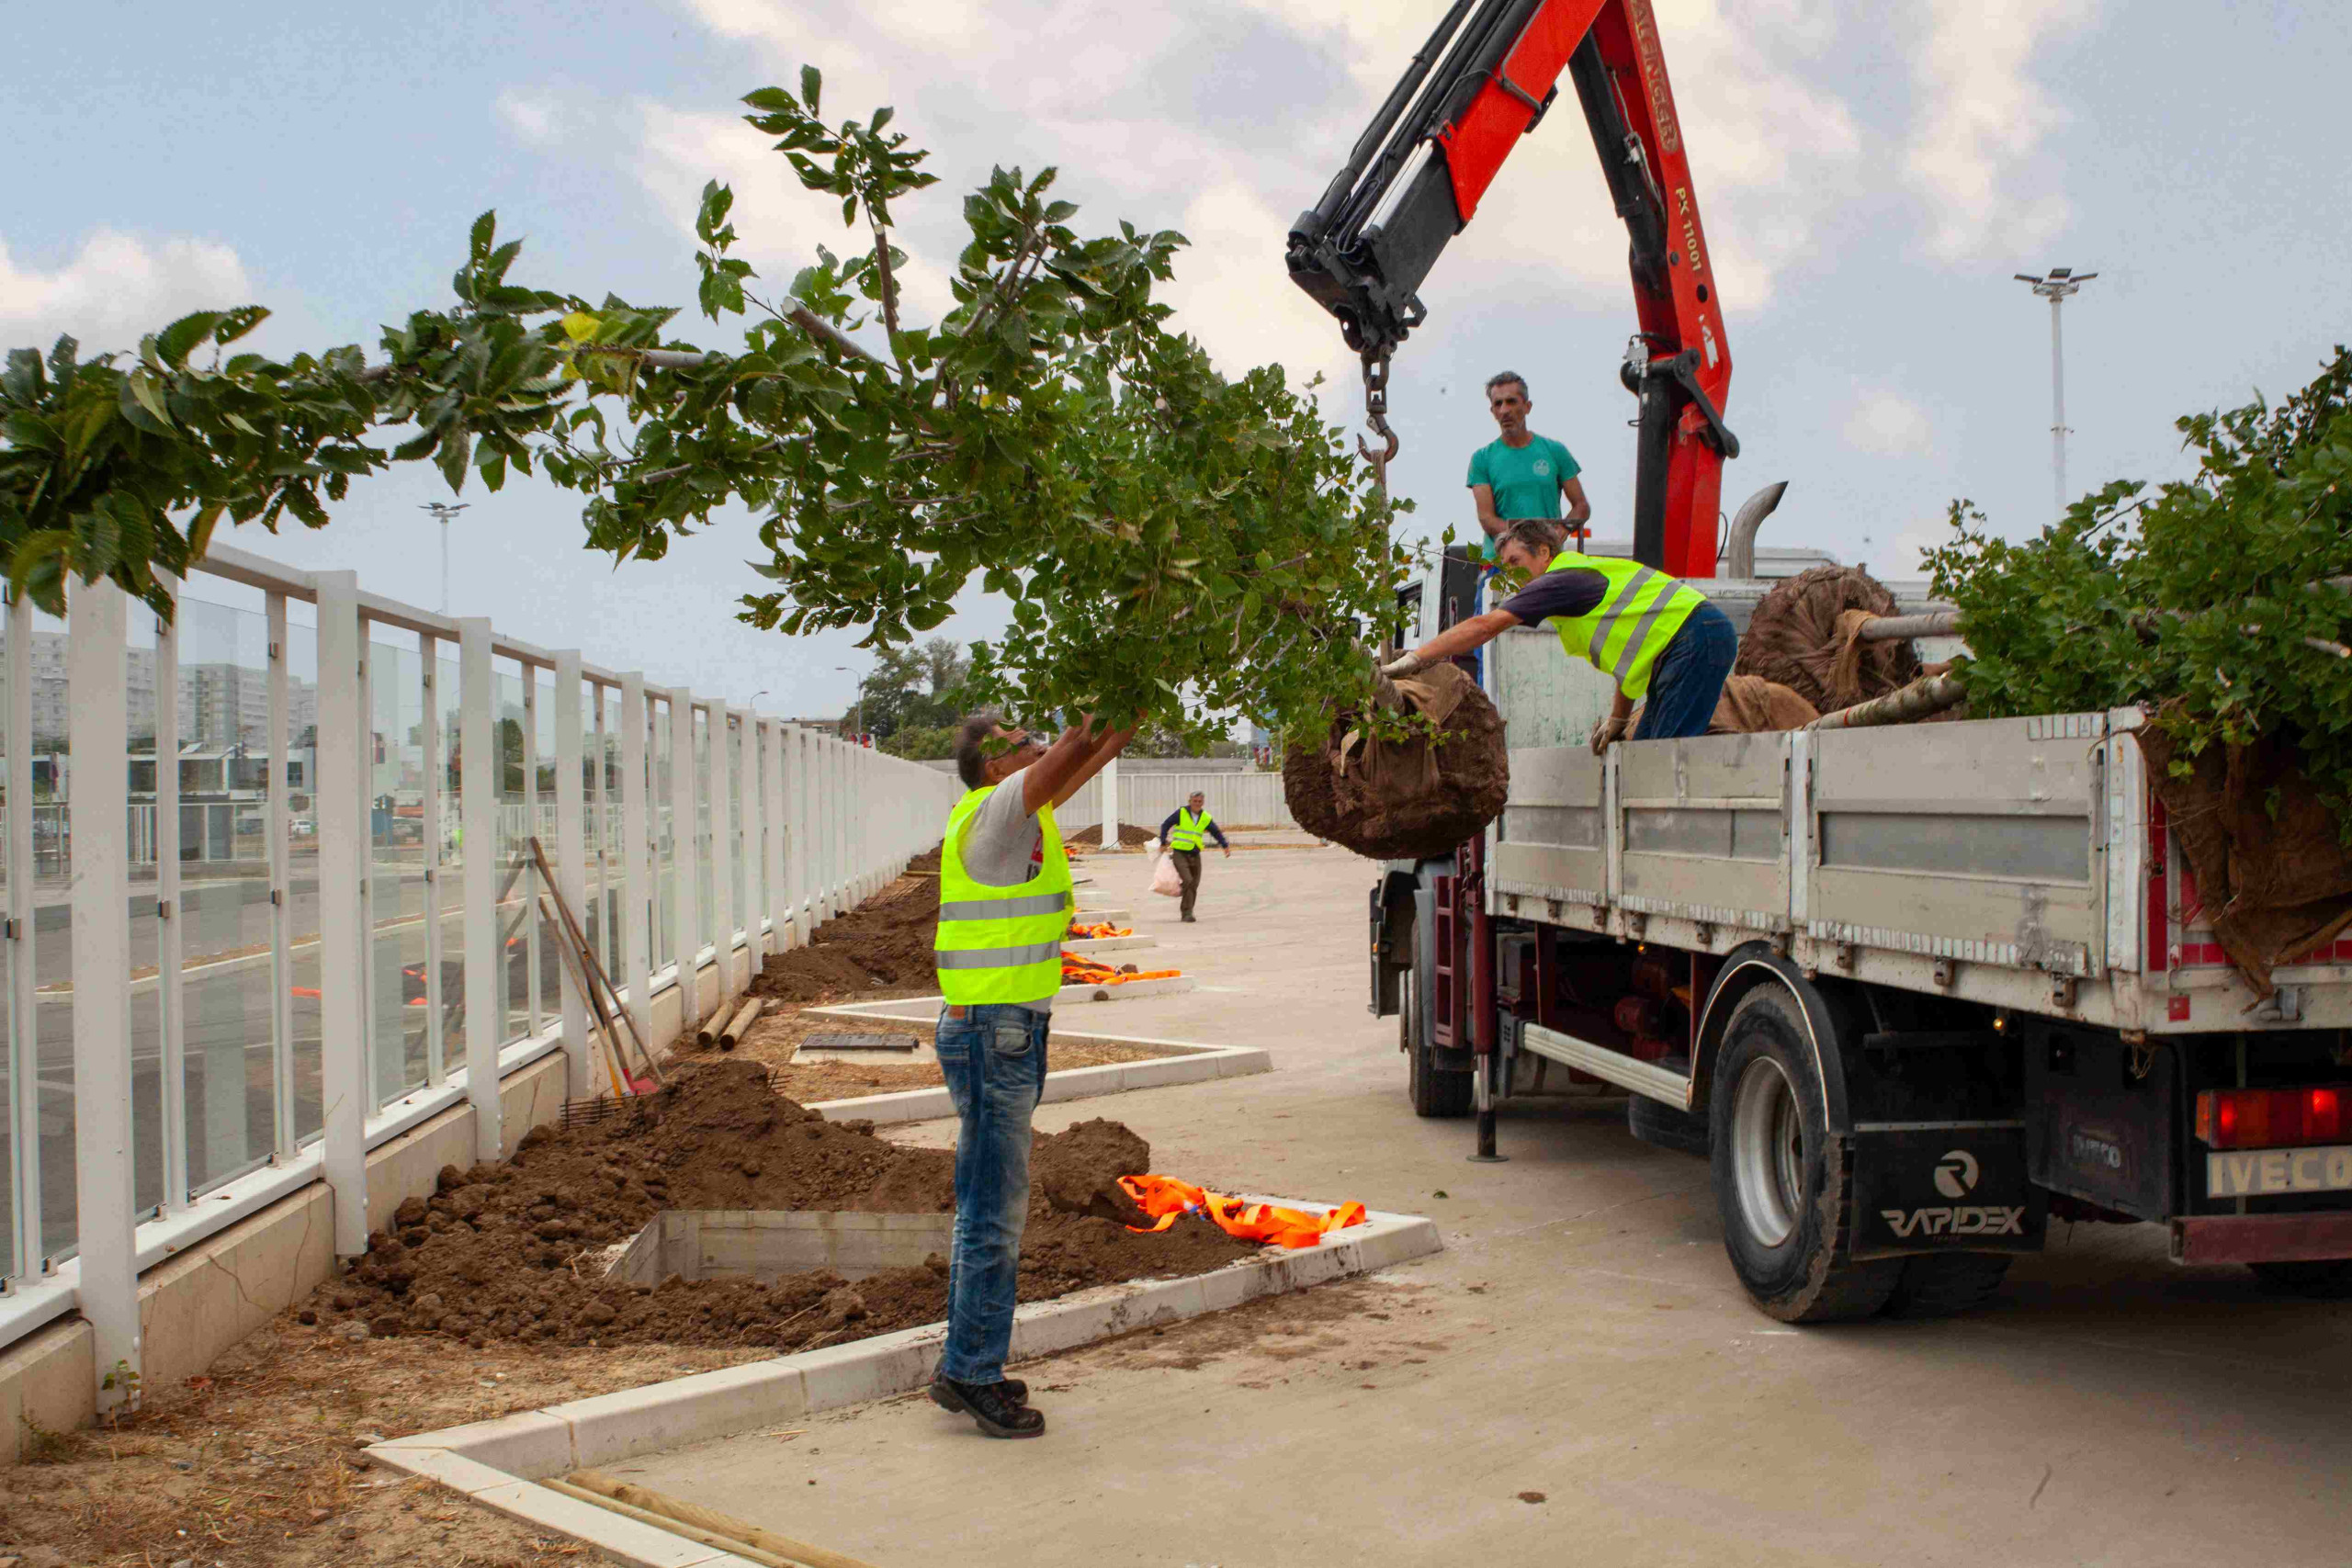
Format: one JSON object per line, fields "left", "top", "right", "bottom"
{"left": 419, "top": 502, "right": 469, "bottom": 615}
{"left": 2013, "top": 269, "right": 2098, "bottom": 517}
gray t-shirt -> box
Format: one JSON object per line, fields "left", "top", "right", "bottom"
{"left": 955, "top": 780, "right": 1062, "bottom": 1010}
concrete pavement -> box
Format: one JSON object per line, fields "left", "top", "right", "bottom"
{"left": 611, "top": 837, "right": 2352, "bottom": 1566}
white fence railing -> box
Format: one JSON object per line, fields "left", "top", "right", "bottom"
{"left": 3, "top": 542, "right": 962, "bottom": 1411}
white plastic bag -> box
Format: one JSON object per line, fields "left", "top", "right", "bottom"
{"left": 1149, "top": 849, "right": 1182, "bottom": 897}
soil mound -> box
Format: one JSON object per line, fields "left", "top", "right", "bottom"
{"left": 1736, "top": 565, "right": 1921, "bottom": 714}
{"left": 1067, "top": 822, "right": 1157, "bottom": 848}
{"left": 1286, "top": 663, "right": 1509, "bottom": 861}
{"left": 302, "top": 1062, "right": 1255, "bottom": 1353}
{"left": 750, "top": 847, "right": 943, "bottom": 1003}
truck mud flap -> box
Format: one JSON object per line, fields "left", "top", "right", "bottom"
{"left": 1849, "top": 1124, "right": 2047, "bottom": 1259}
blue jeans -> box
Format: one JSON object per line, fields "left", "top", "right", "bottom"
{"left": 1633, "top": 600, "right": 1737, "bottom": 740}
{"left": 934, "top": 1002, "right": 1050, "bottom": 1384}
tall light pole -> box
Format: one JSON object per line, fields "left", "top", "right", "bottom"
{"left": 833, "top": 666, "right": 862, "bottom": 741}
{"left": 419, "top": 502, "right": 469, "bottom": 614}
{"left": 2013, "top": 267, "right": 2097, "bottom": 517}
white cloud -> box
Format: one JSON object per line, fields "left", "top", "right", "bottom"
{"left": 1842, "top": 386, "right": 1934, "bottom": 457}
{"left": 495, "top": 88, "right": 563, "bottom": 147}
{"left": 1159, "top": 180, "right": 1354, "bottom": 392}
{"left": 0, "top": 230, "right": 254, "bottom": 354}
{"left": 1903, "top": 0, "right": 2100, "bottom": 261}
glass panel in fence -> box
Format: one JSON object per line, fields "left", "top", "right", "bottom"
{"left": 175, "top": 597, "right": 279, "bottom": 1192}
{"left": 435, "top": 647, "right": 464, "bottom": 1077}
{"left": 495, "top": 664, "right": 529, "bottom": 1045}
{"left": 28, "top": 611, "right": 74, "bottom": 1259}
{"left": 653, "top": 698, "right": 674, "bottom": 975}
{"left": 0, "top": 614, "right": 12, "bottom": 1276}
{"left": 597, "top": 688, "right": 623, "bottom": 982}
{"left": 368, "top": 635, "right": 429, "bottom": 1108}
{"left": 125, "top": 615, "right": 163, "bottom": 1217}
{"left": 729, "top": 716, "right": 746, "bottom": 941}
{"left": 285, "top": 616, "right": 323, "bottom": 1145}
{"left": 534, "top": 670, "right": 559, "bottom": 1029}
{"left": 694, "top": 706, "right": 712, "bottom": 954}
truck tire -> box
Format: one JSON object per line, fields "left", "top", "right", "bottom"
{"left": 1883, "top": 1253, "right": 2013, "bottom": 1319}
{"left": 1403, "top": 962, "right": 1472, "bottom": 1119}
{"left": 1709, "top": 987, "right": 1901, "bottom": 1323}
{"left": 1628, "top": 1093, "right": 1711, "bottom": 1157}
{"left": 2247, "top": 1259, "right": 2352, "bottom": 1299}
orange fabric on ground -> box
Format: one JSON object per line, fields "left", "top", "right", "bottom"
{"left": 1117, "top": 1174, "right": 1369, "bottom": 1250}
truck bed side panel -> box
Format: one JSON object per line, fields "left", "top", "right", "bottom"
{"left": 1806, "top": 715, "right": 2103, "bottom": 977}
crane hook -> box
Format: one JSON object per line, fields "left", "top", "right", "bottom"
{"left": 1358, "top": 347, "right": 1401, "bottom": 497}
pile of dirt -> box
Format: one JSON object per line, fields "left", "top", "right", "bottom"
{"left": 1736, "top": 564, "right": 1922, "bottom": 714}
{"left": 301, "top": 1062, "right": 1258, "bottom": 1354}
{"left": 1067, "top": 822, "right": 1157, "bottom": 848}
{"left": 748, "top": 848, "right": 943, "bottom": 1003}
{"left": 1285, "top": 662, "right": 1510, "bottom": 861}
{"left": 2137, "top": 721, "right": 2352, "bottom": 996}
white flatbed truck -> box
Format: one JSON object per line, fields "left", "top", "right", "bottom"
{"left": 1372, "top": 548, "right": 2352, "bottom": 1321}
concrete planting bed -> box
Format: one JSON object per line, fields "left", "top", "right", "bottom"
{"left": 368, "top": 1200, "right": 1441, "bottom": 1566}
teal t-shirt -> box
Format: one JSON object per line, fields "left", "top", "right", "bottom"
{"left": 1467, "top": 435, "right": 1580, "bottom": 555}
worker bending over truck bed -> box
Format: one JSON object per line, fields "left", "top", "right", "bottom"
{"left": 1157, "top": 791, "right": 1232, "bottom": 922}
{"left": 1383, "top": 518, "right": 1736, "bottom": 750}
{"left": 929, "top": 710, "right": 1133, "bottom": 1438}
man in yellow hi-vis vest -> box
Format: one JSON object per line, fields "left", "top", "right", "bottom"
{"left": 927, "top": 709, "right": 1131, "bottom": 1439}
{"left": 1381, "top": 518, "right": 1736, "bottom": 752}
{"left": 1156, "top": 791, "right": 1230, "bottom": 922}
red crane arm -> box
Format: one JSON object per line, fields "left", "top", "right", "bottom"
{"left": 1286, "top": 0, "right": 1734, "bottom": 578}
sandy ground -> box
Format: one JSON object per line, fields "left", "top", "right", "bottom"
{"left": 609, "top": 840, "right": 2352, "bottom": 1568}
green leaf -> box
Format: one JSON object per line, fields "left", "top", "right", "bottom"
{"left": 799, "top": 63, "right": 822, "bottom": 114}
{"left": 154, "top": 310, "right": 223, "bottom": 369}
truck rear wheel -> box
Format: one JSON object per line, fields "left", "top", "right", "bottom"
{"left": 1710, "top": 987, "right": 1900, "bottom": 1323}
{"left": 2247, "top": 1259, "right": 2352, "bottom": 1299}
{"left": 1403, "top": 962, "right": 1472, "bottom": 1119}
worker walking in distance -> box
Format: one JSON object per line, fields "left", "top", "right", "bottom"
{"left": 1382, "top": 518, "right": 1736, "bottom": 750}
{"left": 929, "top": 710, "right": 1132, "bottom": 1438}
{"left": 1157, "top": 790, "right": 1231, "bottom": 923}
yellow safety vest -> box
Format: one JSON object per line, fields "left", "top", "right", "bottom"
{"left": 1168, "top": 807, "right": 1213, "bottom": 852}
{"left": 1540, "top": 554, "right": 1706, "bottom": 701}
{"left": 934, "top": 785, "right": 1073, "bottom": 1005}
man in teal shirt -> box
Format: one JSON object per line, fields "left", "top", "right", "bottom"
{"left": 1467, "top": 371, "right": 1591, "bottom": 558}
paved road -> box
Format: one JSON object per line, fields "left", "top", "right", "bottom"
{"left": 628, "top": 835, "right": 2352, "bottom": 1567}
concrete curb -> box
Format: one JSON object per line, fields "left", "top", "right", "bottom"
{"left": 790, "top": 1014, "right": 1272, "bottom": 1126}
{"left": 368, "top": 1203, "right": 1441, "bottom": 1566}
{"left": 1062, "top": 933, "right": 1154, "bottom": 955}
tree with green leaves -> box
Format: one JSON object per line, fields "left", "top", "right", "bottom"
{"left": 0, "top": 67, "right": 1405, "bottom": 749}
{"left": 1927, "top": 347, "right": 2352, "bottom": 815}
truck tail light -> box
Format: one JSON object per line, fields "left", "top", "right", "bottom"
{"left": 2195, "top": 1086, "right": 2350, "bottom": 1149}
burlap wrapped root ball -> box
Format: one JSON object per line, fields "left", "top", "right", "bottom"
{"left": 1283, "top": 662, "right": 1510, "bottom": 861}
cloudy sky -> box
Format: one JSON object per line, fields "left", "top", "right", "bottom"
{"left": 8, "top": 0, "right": 2345, "bottom": 718}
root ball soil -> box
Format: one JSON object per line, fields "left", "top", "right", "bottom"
{"left": 302, "top": 1062, "right": 1257, "bottom": 1356}
{"left": 1736, "top": 564, "right": 1922, "bottom": 715}
{"left": 1285, "top": 663, "right": 1509, "bottom": 861}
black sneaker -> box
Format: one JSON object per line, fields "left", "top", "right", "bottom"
{"left": 929, "top": 1375, "right": 1045, "bottom": 1438}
